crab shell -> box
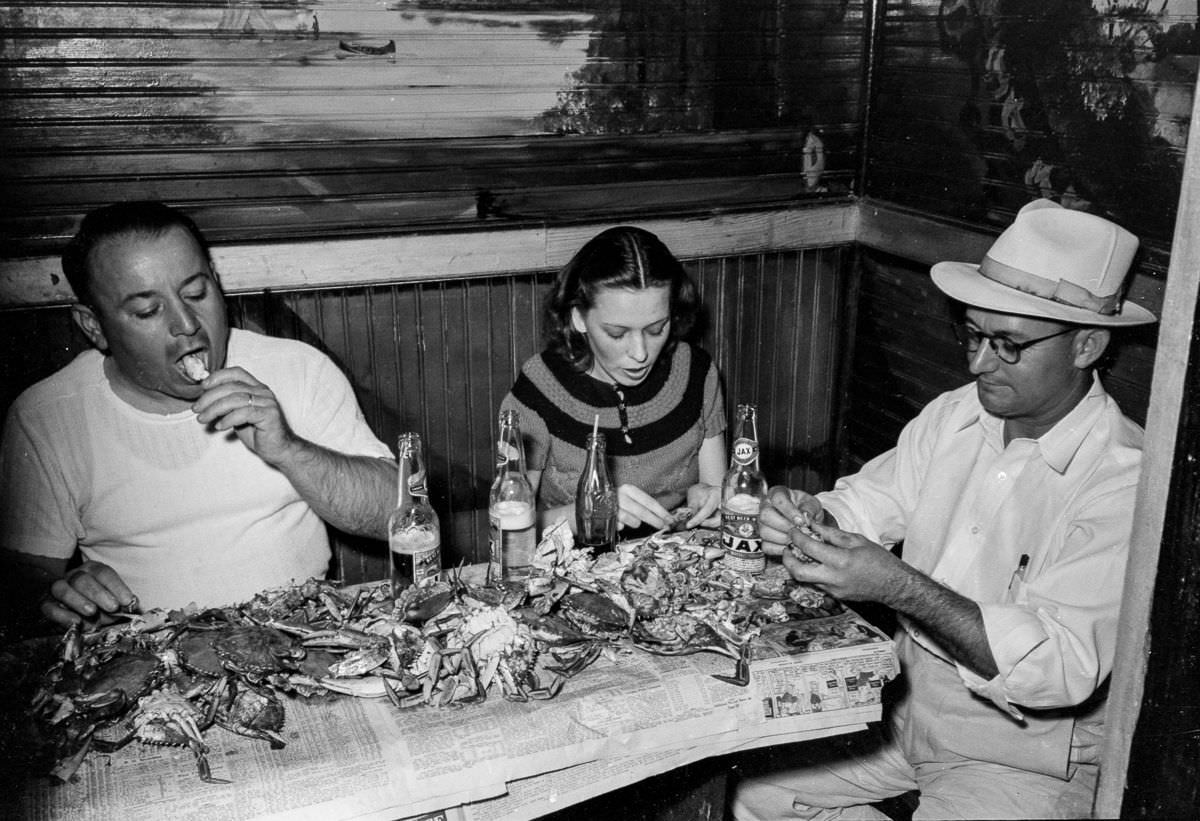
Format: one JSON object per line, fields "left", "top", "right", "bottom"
{"left": 558, "top": 592, "right": 631, "bottom": 638}
{"left": 131, "top": 687, "right": 208, "bottom": 748}
{"left": 211, "top": 625, "right": 306, "bottom": 677}
{"left": 216, "top": 681, "right": 286, "bottom": 749}
{"left": 45, "top": 645, "right": 165, "bottom": 731}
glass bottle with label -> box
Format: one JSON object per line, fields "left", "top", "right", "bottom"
{"left": 721, "top": 403, "right": 768, "bottom": 573}
{"left": 488, "top": 410, "right": 537, "bottom": 581}
{"left": 388, "top": 432, "right": 441, "bottom": 596}
{"left": 576, "top": 429, "right": 617, "bottom": 554}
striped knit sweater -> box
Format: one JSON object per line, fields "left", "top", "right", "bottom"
{"left": 500, "top": 342, "right": 726, "bottom": 513}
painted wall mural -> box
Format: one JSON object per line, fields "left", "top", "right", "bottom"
{"left": 0, "top": 1, "right": 865, "bottom": 254}
{"left": 868, "top": 0, "right": 1197, "bottom": 242}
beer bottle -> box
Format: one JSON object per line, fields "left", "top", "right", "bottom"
{"left": 576, "top": 426, "right": 617, "bottom": 554}
{"left": 488, "top": 410, "right": 537, "bottom": 581}
{"left": 721, "top": 404, "right": 768, "bottom": 573}
{"left": 388, "top": 432, "right": 441, "bottom": 596}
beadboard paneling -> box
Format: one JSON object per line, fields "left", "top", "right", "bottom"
{"left": 0, "top": 242, "right": 854, "bottom": 584}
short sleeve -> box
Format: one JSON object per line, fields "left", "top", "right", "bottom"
{"left": 280, "top": 344, "right": 393, "bottom": 461}
{"left": 700, "top": 361, "right": 727, "bottom": 439}
{"left": 0, "top": 402, "right": 82, "bottom": 560}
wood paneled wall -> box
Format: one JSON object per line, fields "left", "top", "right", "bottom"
{"left": 0, "top": 242, "right": 852, "bottom": 585}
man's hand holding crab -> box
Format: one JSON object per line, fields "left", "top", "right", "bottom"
{"left": 758, "top": 485, "right": 830, "bottom": 557}
{"left": 191, "top": 365, "right": 296, "bottom": 466}
{"left": 44, "top": 559, "right": 139, "bottom": 629}
{"left": 760, "top": 484, "right": 909, "bottom": 606}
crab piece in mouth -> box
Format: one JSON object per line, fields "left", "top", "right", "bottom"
{"left": 181, "top": 352, "right": 210, "bottom": 383}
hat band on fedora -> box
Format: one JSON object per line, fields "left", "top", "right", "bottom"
{"left": 979, "top": 255, "right": 1120, "bottom": 315}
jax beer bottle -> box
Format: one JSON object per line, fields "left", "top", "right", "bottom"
{"left": 576, "top": 429, "right": 617, "bottom": 554}
{"left": 488, "top": 410, "right": 537, "bottom": 581}
{"left": 721, "top": 403, "right": 768, "bottom": 573}
{"left": 388, "top": 432, "right": 441, "bottom": 595}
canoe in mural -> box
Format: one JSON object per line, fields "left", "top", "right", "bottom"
{"left": 337, "top": 39, "right": 397, "bottom": 57}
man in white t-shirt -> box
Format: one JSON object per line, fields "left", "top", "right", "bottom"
{"left": 0, "top": 201, "right": 395, "bottom": 632}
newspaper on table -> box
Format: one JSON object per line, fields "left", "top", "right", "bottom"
{"left": 14, "top": 605, "right": 896, "bottom": 821}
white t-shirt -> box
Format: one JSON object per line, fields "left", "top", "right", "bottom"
{"left": 0, "top": 328, "right": 393, "bottom": 610}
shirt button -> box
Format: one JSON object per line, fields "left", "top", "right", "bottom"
{"left": 998, "top": 471, "right": 1007, "bottom": 481}
{"left": 970, "top": 525, "right": 980, "bottom": 534}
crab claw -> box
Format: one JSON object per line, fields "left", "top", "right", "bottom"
{"left": 194, "top": 738, "right": 230, "bottom": 784}
{"left": 712, "top": 642, "right": 752, "bottom": 687}
{"left": 545, "top": 642, "right": 602, "bottom": 679}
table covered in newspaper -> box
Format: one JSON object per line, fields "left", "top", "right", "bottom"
{"left": 10, "top": 527, "right": 899, "bottom": 821}
{"left": 13, "top": 609, "right": 895, "bottom": 821}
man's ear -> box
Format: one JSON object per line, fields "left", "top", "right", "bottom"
{"left": 1073, "top": 327, "right": 1111, "bottom": 369}
{"left": 71, "top": 304, "right": 108, "bottom": 352}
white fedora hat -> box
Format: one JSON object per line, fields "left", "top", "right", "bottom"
{"left": 931, "top": 199, "right": 1156, "bottom": 326}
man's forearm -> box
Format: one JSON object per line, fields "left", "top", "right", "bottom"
{"left": 885, "top": 564, "right": 1000, "bottom": 679}
{"left": 275, "top": 441, "right": 396, "bottom": 539}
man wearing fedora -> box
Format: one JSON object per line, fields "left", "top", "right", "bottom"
{"left": 732, "top": 199, "right": 1157, "bottom": 820}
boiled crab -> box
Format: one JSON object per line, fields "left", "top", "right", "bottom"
{"left": 124, "top": 685, "right": 225, "bottom": 783}
{"left": 633, "top": 612, "right": 755, "bottom": 687}
{"left": 33, "top": 627, "right": 170, "bottom": 782}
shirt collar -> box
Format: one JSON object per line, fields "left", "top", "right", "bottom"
{"left": 1035, "top": 373, "right": 1108, "bottom": 473}
{"left": 953, "top": 373, "right": 1109, "bottom": 473}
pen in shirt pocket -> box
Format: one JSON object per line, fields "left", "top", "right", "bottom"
{"left": 1007, "top": 553, "right": 1030, "bottom": 594}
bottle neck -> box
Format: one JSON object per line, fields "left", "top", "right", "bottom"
{"left": 497, "top": 427, "right": 527, "bottom": 476}
{"left": 396, "top": 449, "right": 414, "bottom": 508}
{"left": 580, "top": 434, "right": 611, "bottom": 488}
{"left": 731, "top": 407, "right": 760, "bottom": 471}
{"left": 408, "top": 439, "right": 428, "bottom": 500}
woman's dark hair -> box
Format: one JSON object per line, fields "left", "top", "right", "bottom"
{"left": 61, "top": 201, "right": 213, "bottom": 307}
{"left": 543, "top": 226, "right": 701, "bottom": 371}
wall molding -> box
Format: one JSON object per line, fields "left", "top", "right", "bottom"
{"left": 0, "top": 204, "right": 859, "bottom": 308}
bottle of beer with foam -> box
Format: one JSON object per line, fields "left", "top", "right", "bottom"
{"left": 388, "top": 432, "right": 441, "bottom": 596}
{"left": 721, "top": 404, "right": 767, "bottom": 573}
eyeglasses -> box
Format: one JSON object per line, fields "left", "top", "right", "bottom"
{"left": 953, "top": 324, "right": 1077, "bottom": 364}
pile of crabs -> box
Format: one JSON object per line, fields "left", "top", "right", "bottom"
{"left": 24, "top": 522, "right": 839, "bottom": 785}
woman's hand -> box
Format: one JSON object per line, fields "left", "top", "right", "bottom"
{"left": 615, "top": 484, "right": 672, "bottom": 530}
{"left": 44, "top": 561, "right": 139, "bottom": 629}
{"left": 684, "top": 482, "right": 722, "bottom": 527}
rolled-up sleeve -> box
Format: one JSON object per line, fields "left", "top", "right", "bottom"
{"left": 960, "top": 481, "right": 1134, "bottom": 710}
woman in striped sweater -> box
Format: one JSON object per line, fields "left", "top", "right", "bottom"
{"left": 501, "top": 226, "right": 727, "bottom": 536}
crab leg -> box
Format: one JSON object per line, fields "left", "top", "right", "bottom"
{"left": 51, "top": 733, "right": 94, "bottom": 783}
